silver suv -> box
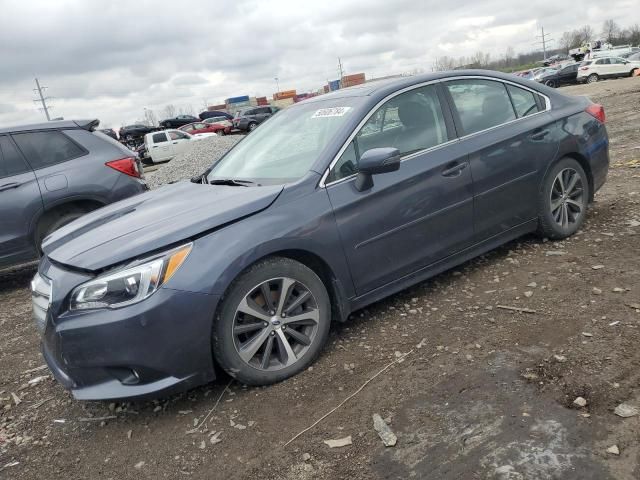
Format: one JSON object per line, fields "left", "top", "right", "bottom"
{"left": 0, "top": 119, "right": 147, "bottom": 268}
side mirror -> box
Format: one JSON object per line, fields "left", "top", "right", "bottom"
{"left": 354, "top": 147, "right": 401, "bottom": 192}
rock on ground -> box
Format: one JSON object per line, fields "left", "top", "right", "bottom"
{"left": 145, "top": 135, "right": 242, "bottom": 189}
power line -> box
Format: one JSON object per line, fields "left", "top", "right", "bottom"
{"left": 533, "top": 26, "right": 554, "bottom": 60}
{"left": 33, "top": 78, "right": 53, "bottom": 121}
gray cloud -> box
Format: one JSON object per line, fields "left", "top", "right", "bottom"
{"left": 0, "top": 0, "right": 635, "bottom": 128}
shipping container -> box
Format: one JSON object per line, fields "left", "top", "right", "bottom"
{"left": 208, "top": 104, "right": 227, "bottom": 111}
{"left": 273, "top": 89, "right": 296, "bottom": 100}
{"left": 226, "top": 95, "right": 250, "bottom": 104}
{"left": 257, "top": 97, "right": 269, "bottom": 106}
{"left": 323, "top": 85, "right": 330, "bottom": 93}
{"left": 329, "top": 80, "right": 340, "bottom": 91}
{"left": 342, "top": 73, "right": 366, "bottom": 82}
{"left": 272, "top": 98, "right": 295, "bottom": 108}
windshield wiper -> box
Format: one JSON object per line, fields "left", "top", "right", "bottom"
{"left": 208, "top": 178, "right": 256, "bottom": 187}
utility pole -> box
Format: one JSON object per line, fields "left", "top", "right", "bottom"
{"left": 337, "top": 57, "right": 344, "bottom": 88}
{"left": 274, "top": 77, "right": 280, "bottom": 94}
{"left": 534, "top": 26, "right": 553, "bottom": 61}
{"left": 33, "top": 78, "right": 52, "bottom": 121}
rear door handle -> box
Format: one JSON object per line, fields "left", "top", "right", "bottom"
{"left": 0, "top": 182, "right": 21, "bottom": 192}
{"left": 172, "top": 142, "right": 178, "bottom": 144}
{"left": 530, "top": 129, "right": 550, "bottom": 141}
{"left": 442, "top": 163, "right": 467, "bottom": 177}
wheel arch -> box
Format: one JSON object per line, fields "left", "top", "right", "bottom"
{"left": 215, "top": 248, "right": 351, "bottom": 324}
{"left": 31, "top": 198, "right": 106, "bottom": 242}
{"left": 540, "top": 151, "right": 595, "bottom": 203}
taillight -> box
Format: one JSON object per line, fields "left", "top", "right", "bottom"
{"left": 585, "top": 104, "right": 605, "bottom": 123}
{"left": 106, "top": 157, "right": 140, "bottom": 178}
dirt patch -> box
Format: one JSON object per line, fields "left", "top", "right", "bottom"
{"left": 1, "top": 78, "right": 640, "bottom": 479}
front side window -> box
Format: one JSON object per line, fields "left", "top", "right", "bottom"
{"left": 169, "top": 131, "right": 189, "bottom": 140}
{"left": 327, "top": 84, "right": 449, "bottom": 183}
{"left": 12, "top": 131, "right": 86, "bottom": 169}
{"left": 445, "top": 79, "right": 516, "bottom": 135}
{"left": 506, "top": 84, "right": 542, "bottom": 118}
{"left": 0, "top": 135, "right": 30, "bottom": 177}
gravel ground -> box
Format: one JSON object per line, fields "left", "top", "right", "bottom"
{"left": 145, "top": 135, "right": 242, "bottom": 189}
{"left": 1, "top": 78, "right": 639, "bottom": 480}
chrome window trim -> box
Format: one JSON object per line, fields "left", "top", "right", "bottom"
{"left": 319, "top": 75, "right": 552, "bottom": 188}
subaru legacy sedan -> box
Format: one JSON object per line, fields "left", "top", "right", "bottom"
{"left": 33, "top": 71, "right": 608, "bottom": 400}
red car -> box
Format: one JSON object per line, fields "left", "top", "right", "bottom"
{"left": 178, "top": 121, "right": 231, "bottom": 136}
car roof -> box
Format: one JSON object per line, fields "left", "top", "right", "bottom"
{"left": 0, "top": 119, "right": 99, "bottom": 134}
{"left": 302, "top": 69, "right": 549, "bottom": 103}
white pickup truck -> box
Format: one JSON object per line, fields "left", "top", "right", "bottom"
{"left": 143, "top": 129, "right": 217, "bottom": 164}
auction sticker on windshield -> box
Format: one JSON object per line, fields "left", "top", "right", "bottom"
{"left": 311, "top": 107, "right": 351, "bottom": 118}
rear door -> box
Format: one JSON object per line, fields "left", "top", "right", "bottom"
{"left": 325, "top": 83, "right": 474, "bottom": 295}
{"left": 609, "top": 57, "right": 628, "bottom": 77}
{"left": 149, "top": 132, "right": 172, "bottom": 162}
{"left": 168, "top": 130, "right": 192, "bottom": 155}
{"left": 0, "top": 135, "right": 43, "bottom": 264}
{"left": 443, "top": 78, "right": 558, "bottom": 242}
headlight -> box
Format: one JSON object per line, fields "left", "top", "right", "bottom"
{"left": 70, "top": 243, "right": 192, "bottom": 311}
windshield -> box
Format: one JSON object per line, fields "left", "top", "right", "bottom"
{"left": 208, "top": 98, "right": 361, "bottom": 183}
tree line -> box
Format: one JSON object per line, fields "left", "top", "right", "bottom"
{"left": 433, "top": 19, "right": 640, "bottom": 72}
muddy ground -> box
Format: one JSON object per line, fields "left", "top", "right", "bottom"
{"left": 1, "top": 77, "right": 639, "bottom": 480}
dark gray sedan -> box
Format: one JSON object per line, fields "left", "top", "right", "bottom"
{"left": 33, "top": 71, "right": 608, "bottom": 400}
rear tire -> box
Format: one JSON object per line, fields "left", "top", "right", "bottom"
{"left": 36, "top": 208, "right": 89, "bottom": 253}
{"left": 586, "top": 74, "right": 599, "bottom": 84}
{"left": 248, "top": 122, "right": 257, "bottom": 131}
{"left": 545, "top": 80, "right": 557, "bottom": 88}
{"left": 212, "top": 257, "right": 331, "bottom": 386}
{"left": 537, "top": 158, "right": 590, "bottom": 240}
{"left": 631, "top": 68, "right": 638, "bottom": 77}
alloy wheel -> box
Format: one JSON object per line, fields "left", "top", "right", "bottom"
{"left": 232, "top": 277, "right": 320, "bottom": 371}
{"left": 550, "top": 168, "right": 585, "bottom": 229}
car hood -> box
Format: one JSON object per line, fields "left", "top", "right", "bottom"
{"left": 43, "top": 181, "right": 283, "bottom": 271}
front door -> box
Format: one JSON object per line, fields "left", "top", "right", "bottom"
{"left": 325, "top": 83, "right": 474, "bottom": 296}
{"left": 0, "top": 135, "right": 43, "bottom": 265}
{"left": 443, "top": 78, "right": 558, "bottom": 241}
{"left": 168, "top": 130, "right": 192, "bottom": 156}
{"left": 150, "top": 132, "right": 173, "bottom": 162}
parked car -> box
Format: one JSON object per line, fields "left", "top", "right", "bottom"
{"left": 233, "top": 106, "right": 279, "bottom": 132}
{"left": 99, "top": 128, "right": 119, "bottom": 140}
{"left": 577, "top": 56, "right": 640, "bottom": 83}
{"left": 34, "top": 71, "right": 608, "bottom": 400}
{"left": 0, "top": 119, "right": 147, "bottom": 269}
{"left": 159, "top": 115, "right": 200, "bottom": 129}
{"left": 119, "top": 124, "right": 156, "bottom": 142}
{"left": 203, "top": 116, "right": 233, "bottom": 128}
{"left": 621, "top": 52, "right": 640, "bottom": 62}
{"left": 532, "top": 67, "right": 559, "bottom": 82}
{"left": 536, "top": 63, "right": 580, "bottom": 88}
{"left": 199, "top": 110, "right": 233, "bottom": 121}
{"left": 179, "top": 121, "right": 231, "bottom": 136}
{"left": 143, "top": 129, "right": 217, "bottom": 164}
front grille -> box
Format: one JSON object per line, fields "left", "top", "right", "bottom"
{"left": 31, "top": 273, "right": 52, "bottom": 333}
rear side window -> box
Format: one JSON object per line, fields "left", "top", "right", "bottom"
{"left": 445, "top": 79, "right": 516, "bottom": 135}
{"left": 0, "top": 135, "right": 30, "bottom": 177}
{"left": 595, "top": 58, "right": 609, "bottom": 65}
{"left": 13, "top": 131, "right": 86, "bottom": 169}
{"left": 506, "top": 84, "right": 542, "bottom": 118}
{"left": 152, "top": 132, "right": 168, "bottom": 143}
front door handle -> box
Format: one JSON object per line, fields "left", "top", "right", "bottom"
{"left": 172, "top": 141, "right": 178, "bottom": 144}
{"left": 530, "top": 129, "right": 550, "bottom": 141}
{"left": 0, "top": 182, "right": 21, "bottom": 192}
{"left": 441, "top": 163, "right": 467, "bottom": 177}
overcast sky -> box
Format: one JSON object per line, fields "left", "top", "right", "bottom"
{"left": 0, "top": 0, "right": 636, "bottom": 129}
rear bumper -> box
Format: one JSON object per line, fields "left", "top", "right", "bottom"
{"left": 39, "top": 277, "right": 220, "bottom": 400}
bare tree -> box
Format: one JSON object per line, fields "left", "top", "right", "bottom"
{"left": 602, "top": 19, "right": 620, "bottom": 44}
{"left": 433, "top": 56, "right": 458, "bottom": 71}
{"left": 624, "top": 23, "right": 640, "bottom": 46}
{"left": 163, "top": 104, "right": 176, "bottom": 119}
{"left": 504, "top": 46, "right": 515, "bottom": 67}
{"left": 470, "top": 51, "right": 490, "bottom": 67}
{"left": 578, "top": 25, "right": 594, "bottom": 44}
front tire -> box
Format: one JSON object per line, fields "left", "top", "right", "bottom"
{"left": 537, "top": 158, "right": 589, "bottom": 240}
{"left": 248, "top": 122, "right": 257, "bottom": 131}
{"left": 213, "top": 258, "right": 331, "bottom": 385}
{"left": 545, "top": 80, "right": 557, "bottom": 88}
